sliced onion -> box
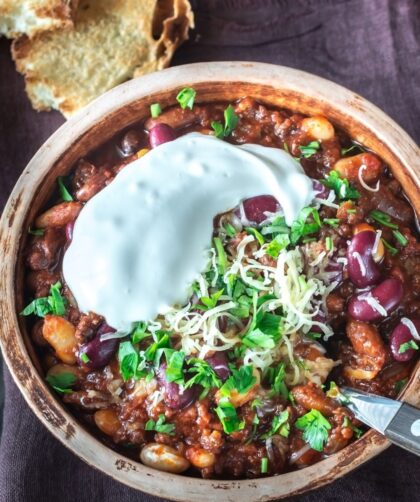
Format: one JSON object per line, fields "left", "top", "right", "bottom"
{"left": 99, "top": 330, "right": 128, "bottom": 342}
{"left": 289, "top": 443, "right": 312, "bottom": 464}
{"left": 401, "top": 317, "right": 420, "bottom": 340}
{"left": 358, "top": 165, "right": 380, "bottom": 192}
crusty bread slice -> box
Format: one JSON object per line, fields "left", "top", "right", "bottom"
{"left": 0, "top": 0, "right": 78, "bottom": 38}
{"left": 12, "top": 0, "right": 194, "bottom": 117}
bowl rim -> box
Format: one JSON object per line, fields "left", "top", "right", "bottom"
{"left": 1, "top": 61, "right": 419, "bottom": 501}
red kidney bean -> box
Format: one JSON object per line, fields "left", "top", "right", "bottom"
{"left": 119, "top": 129, "right": 142, "bottom": 156}
{"left": 205, "top": 352, "right": 230, "bottom": 381}
{"left": 348, "top": 278, "right": 404, "bottom": 322}
{"left": 390, "top": 318, "right": 420, "bottom": 362}
{"left": 78, "top": 323, "right": 118, "bottom": 369}
{"left": 149, "top": 124, "right": 177, "bottom": 148}
{"left": 157, "top": 363, "right": 198, "bottom": 410}
{"left": 347, "top": 231, "right": 381, "bottom": 287}
{"left": 235, "top": 195, "right": 280, "bottom": 224}
{"left": 312, "top": 180, "right": 330, "bottom": 200}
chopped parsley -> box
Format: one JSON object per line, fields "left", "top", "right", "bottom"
{"left": 118, "top": 341, "right": 141, "bottom": 381}
{"left": 321, "top": 170, "right": 360, "bottom": 200}
{"left": 28, "top": 227, "right": 44, "bottom": 236}
{"left": 395, "top": 378, "right": 408, "bottom": 394}
{"left": 261, "top": 410, "right": 290, "bottom": 439}
{"left": 325, "top": 236, "right": 333, "bottom": 251}
{"left": 220, "top": 365, "right": 256, "bottom": 397}
{"left": 393, "top": 230, "right": 408, "bottom": 246}
{"left": 299, "top": 141, "right": 320, "bottom": 159}
{"left": 341, "top": 144, "right": 363, "bottom": 156}
{"left": 342, "top": 416, "right": 363, "bottom": 439}
{"left": 266, "top": 233, "right": 290, "bottom": 258}
{"left": 196, "top": 289, "right": 224, "bottom": 311}
{"left": 80, "top": 352, "right": 90, "bottom": 364}
{"left": 224, "top": 222, "right": 237, "bottom": 237}
{"left": 57, "top": 176, "right": 73, "bottom": 202}
{"left": 295, "top": 409, "right": 331, "bottom": 451}
{"left": 21, "top": 281, "right": 67, "bottom": 317}
{"left": 381, "top": 238, "right": 398, "bottom": 256}
{"left": 46, "top": 372, "right": 77, "bottom": 394}
{"left": 145, "top": 414, "right": 175, "bottom": 435}
{"left": 261, "top": 215, "right": 289, "bottom": 236}
{"left": 214, "top": 236, "right": 228, "bottom": 273}
{"left": 369, "top": 210, "right": 398, "bottom": 229}
{"left": 265, "top": 362, "right": 288, "bottom": 400}
{"left": 214, "top": 399, "right": 245, "bottom": 434}
{"left": 211, "top": 104, "right": 239, "bottom": 138}
{"left": 290, "top": 206, "right": 321, "bottom": 245}
{"left": 398, "top": 340, "right": 419, "bottom": 354}
{"left": 245, "top": 227, "right": 265, "bottom": 246}
{"left": 150, "top": 103, "right": 162, "bottom": 118}
{"left": 176, "top": 87, "right": 196, "bottom": 110}
{"left": 261, "top": 457, "right": 268, "bottom": 474}
{"left": 164, "top": 350, "right": 185, "bottom": 384}
{"left": 131, "top": 321, "right": 151, "bottom": 344}
{"left": 323, "top": 218, "right": 339, "bottom": 227}
{"left": 185, "top": 358, "right": 222, "bottom": 397}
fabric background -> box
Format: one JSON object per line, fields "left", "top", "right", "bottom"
{"left": 0, "top": 0, "right": 419, "bottom": 500}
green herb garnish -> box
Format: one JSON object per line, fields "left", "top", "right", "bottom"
{"left": 46, "top": 372, "right": 77, "bottom": 394}
{"left": 220, "top": 365, "right": 256, "bottom": 397}
{"left": 369, "top": 210, "right": 398, "bottom": 229}
{"left": 214, "top": 399, "right": 245, "bottom": 434}
{"left": 196, "top": 289, "right": 224, "bottom": 311}
{"left": 394, "top": 378, "right": 408, "bottom": 394}
{"left": 261, "top": 457, "right": 268, "bottom": 474}
{"left": 290, "top": 206, "right": 321, "bottom": 245}
{"left": 324, "top": 218, "right": 340, "bottom": 227}
{"left": 295, "top": 409, "right": 331, "bottom": 451}
{"left": 265, "top": 362, "right": 288, "bottom": 400}
{"left": 245, "top": 227, "right": 265, "bottom": 246}
{"left": 266, "top": 233, "right": 290, "bottom": 258}
{"left": 261, "top": 410, "right": 290, "bottom": 439}
{"left": 57, "top": 176, "right": 73, "bottom": 202}
{"left": 325, "top": 236, "right": 333, "bottom": 251}
{"left": 150, "top": 103, "right": 162, "bottom": 118}
{"left": 381, "top": 238, "right": 398, "bottom": 256}
{"left": 224, "top": 222, "right": 237, "bottom": 237}
{"left": 299, "top": 141, "right": 320, "bottom": 159}
{"left": 145, "top": 414, "right": 175, "bottom": 435}
{"left": 164, "top": 350, "right": 185, "bottom": 384}
{"left": 185, "top": 358, "right": 222, "bottom": 397}
{"left": 341, "top": 144, "right": 363, "bottom": 156}
{"left": 211, "top": 121, "right": 224, "bottom": 138}
{"left": 131, "top": 321, "right": 151, "bottom": 344}
{"left": 321, "top": 171, "right": 360, "bottom": 200}
{"left": 21, "top": 281, "right": 67, "bottom": 317}
{"left": 399, "top": 340, "right": 419, "bottom": 354}
{"left": 176, "top": 87, "right": 196, "bottom": 110}
{"left": 393, "top": 230, "right": 408, "bottom": 246}
{"left": 28, "top": 227, "right": 44, "bottom": 236}
{"left": 211, "top": 105, "right": 239, "bottom": 138}
{"left": 214, "top": 236, "right": 228, "bottom": 273}
{"left": 80, "top": 352, "right": 90, "bottom": 364}
{"left": 342, "top": 416, "right": 363, "bottom": 439}
{"left": 118, "top": 341, "right": 140, "bottom": 381}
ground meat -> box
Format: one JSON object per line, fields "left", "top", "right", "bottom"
{"left": 26, "top": 227, "right": 65, "bottom": 271}
{"left": 75, "top": 312, "right": 103, "bottom": 343}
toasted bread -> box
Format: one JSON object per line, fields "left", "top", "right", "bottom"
{"left": 0, "top": 0, "right": 78, "bottom": 38}
{"left": 12, "top": 0, "right": 194, "bottom": 117}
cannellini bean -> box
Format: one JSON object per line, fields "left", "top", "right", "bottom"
{"left": 334, "top": 153, "right": 382, "bottom": 183}
{"left": 94, "top": 408, "right": 121, "bottom": 436}
{"left": 42, "top": 315, "right": 78, "bottom": 364}
{"left": 186, "top": 447, "right": 216, "bottom": 469}
{"left": 140, "top": 443, "right": 190, "bottom": 474}
{"left": 35, "top": 202, "right": 83, "bottom": 228}
{"left": 301, "top": 116, "right": 335, "bottom": 141}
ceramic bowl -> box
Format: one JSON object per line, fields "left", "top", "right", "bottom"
{"left": 1, "top": 62, "right": 419, "bottom": 501}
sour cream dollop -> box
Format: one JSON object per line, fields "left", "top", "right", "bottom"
{"left": 63, "top": 132, "right": 314, "bottom": 330}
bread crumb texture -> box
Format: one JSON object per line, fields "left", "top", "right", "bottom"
{"left": 12, "top": 0, "right": 194, "bottom": 116}
{"left": 0, "top": 0, "right": 77, "bottom": 38}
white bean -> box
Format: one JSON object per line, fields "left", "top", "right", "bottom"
{"left": 140, "top": 443, "right": 190, "bottom": 474}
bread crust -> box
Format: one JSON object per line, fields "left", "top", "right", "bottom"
{"left": 0, "top": 0, "right": 78, "bottom": 38}
{"left": 12, "top": 0, "right": 194, "bottom": 117}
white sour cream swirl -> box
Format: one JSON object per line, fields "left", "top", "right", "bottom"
{"left": 63, "top": 132, "right": 314, "bottom": 330}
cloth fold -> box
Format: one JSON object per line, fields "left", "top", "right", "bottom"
{"left": 1, "top": 0, "right": 420, "bottom": 500}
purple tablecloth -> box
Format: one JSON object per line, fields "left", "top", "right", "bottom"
{"left": 0, "top": 1, "right": 419, "bottom": 500}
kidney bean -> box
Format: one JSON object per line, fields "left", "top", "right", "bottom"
{"left": 235, "top": 195, "right": 280, "bottom": 224}
{"left": 205, "top": 352, "right": 230, "bottom": 381}
{"left": 347, "top": 231, "right": 381, "bottom": 287}
{"left": 312, "top": 179, "right": 330, "bottom": 200}
{"left": 157, "top": 363, "right": 198, "bottom": 410}
{"left": 348, "top": 278, "right": 404, "bottom": 322}
{"left": 78, "top": 323, "right": 118, "bottom": 369}
{"left": 149, "top": 124, "right": 177, "bottom": 148}
{"left": 390, "top": 318, "right": 420, "bottom": 362}
{"left": 119, "top": 129, "right": 142, "bottom": 156}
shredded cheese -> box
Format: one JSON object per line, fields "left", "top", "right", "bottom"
{"left": 358, "top": 164, "right": 380, "bottom": 192}
{"left": 401, "top": 317, "right": 420, "bottom": 340}
{"left": 364, "top": 293, "right": 387, "bottom": 316}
